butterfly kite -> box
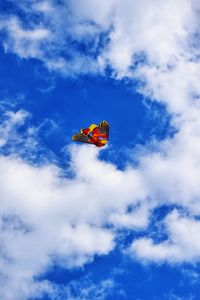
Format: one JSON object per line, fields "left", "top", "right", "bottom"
{"left": 72, "top": 121, "right": 109, "bottom": 147}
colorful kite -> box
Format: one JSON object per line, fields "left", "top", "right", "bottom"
{"left": 72, "top": 121, "right": 109, "bottom": 147}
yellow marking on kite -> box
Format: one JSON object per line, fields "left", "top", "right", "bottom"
{"left": 100, "top": 140, "right": 108, "bottom": 145}
{"left": 72, "top": 134, "right": 78, "bottom": 141}
{"left": 89, "top": 124, "right": 97, "bottom": 131}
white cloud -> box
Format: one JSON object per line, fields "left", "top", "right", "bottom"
{"left": 0, "top": 109, "right": 29, "bottom": 147}
{"left": 0, "top": 17, "right": 51, "bottom": 59}
{"left": 126, "top": 102, "right": 200, "bottom": 263}
{"left": 130, "top": 210, "right": 200, "bottom": 263}
{"left": 1, "top": 1, "right": 200, "bottom": 110}
{"left": 0, "top": 152, "right": 115, "bottom": 299}
{"left": 0, "top": 121, "right": 149, "bottom": 299}
{"left": 1, "top": 0, "right": 200, "bottom": 93}
{"left": 109, "top": 204, "right": 150, "bottom": 230}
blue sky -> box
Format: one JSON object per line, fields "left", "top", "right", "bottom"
{"left": 1, "top": 1, "right": 200, "bottom": 300}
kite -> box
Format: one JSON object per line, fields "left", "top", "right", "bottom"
{"left": 72, "top": 121, "right": 109, "bottom": 147}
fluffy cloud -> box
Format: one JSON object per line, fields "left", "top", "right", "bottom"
{"left": 126, "top": 105, "right": 200, "bottom": 262}
{"left": 130, "top": 210, "right": 200, "bottom": 263}
{"left": 1, "top": 0, "right": 200, "bottom": 87}
{"left": 0, "top": 149, "right": 116, "bottom": 299}
{"left": 1, "top": 0, "right": 200, "bottom": 116}
{"left": 0, "top": 109, "right": 149, "bottom": 299}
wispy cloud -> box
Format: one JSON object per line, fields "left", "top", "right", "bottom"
{"left": 0, "top": 109, "right": 29, "bottom": 147}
